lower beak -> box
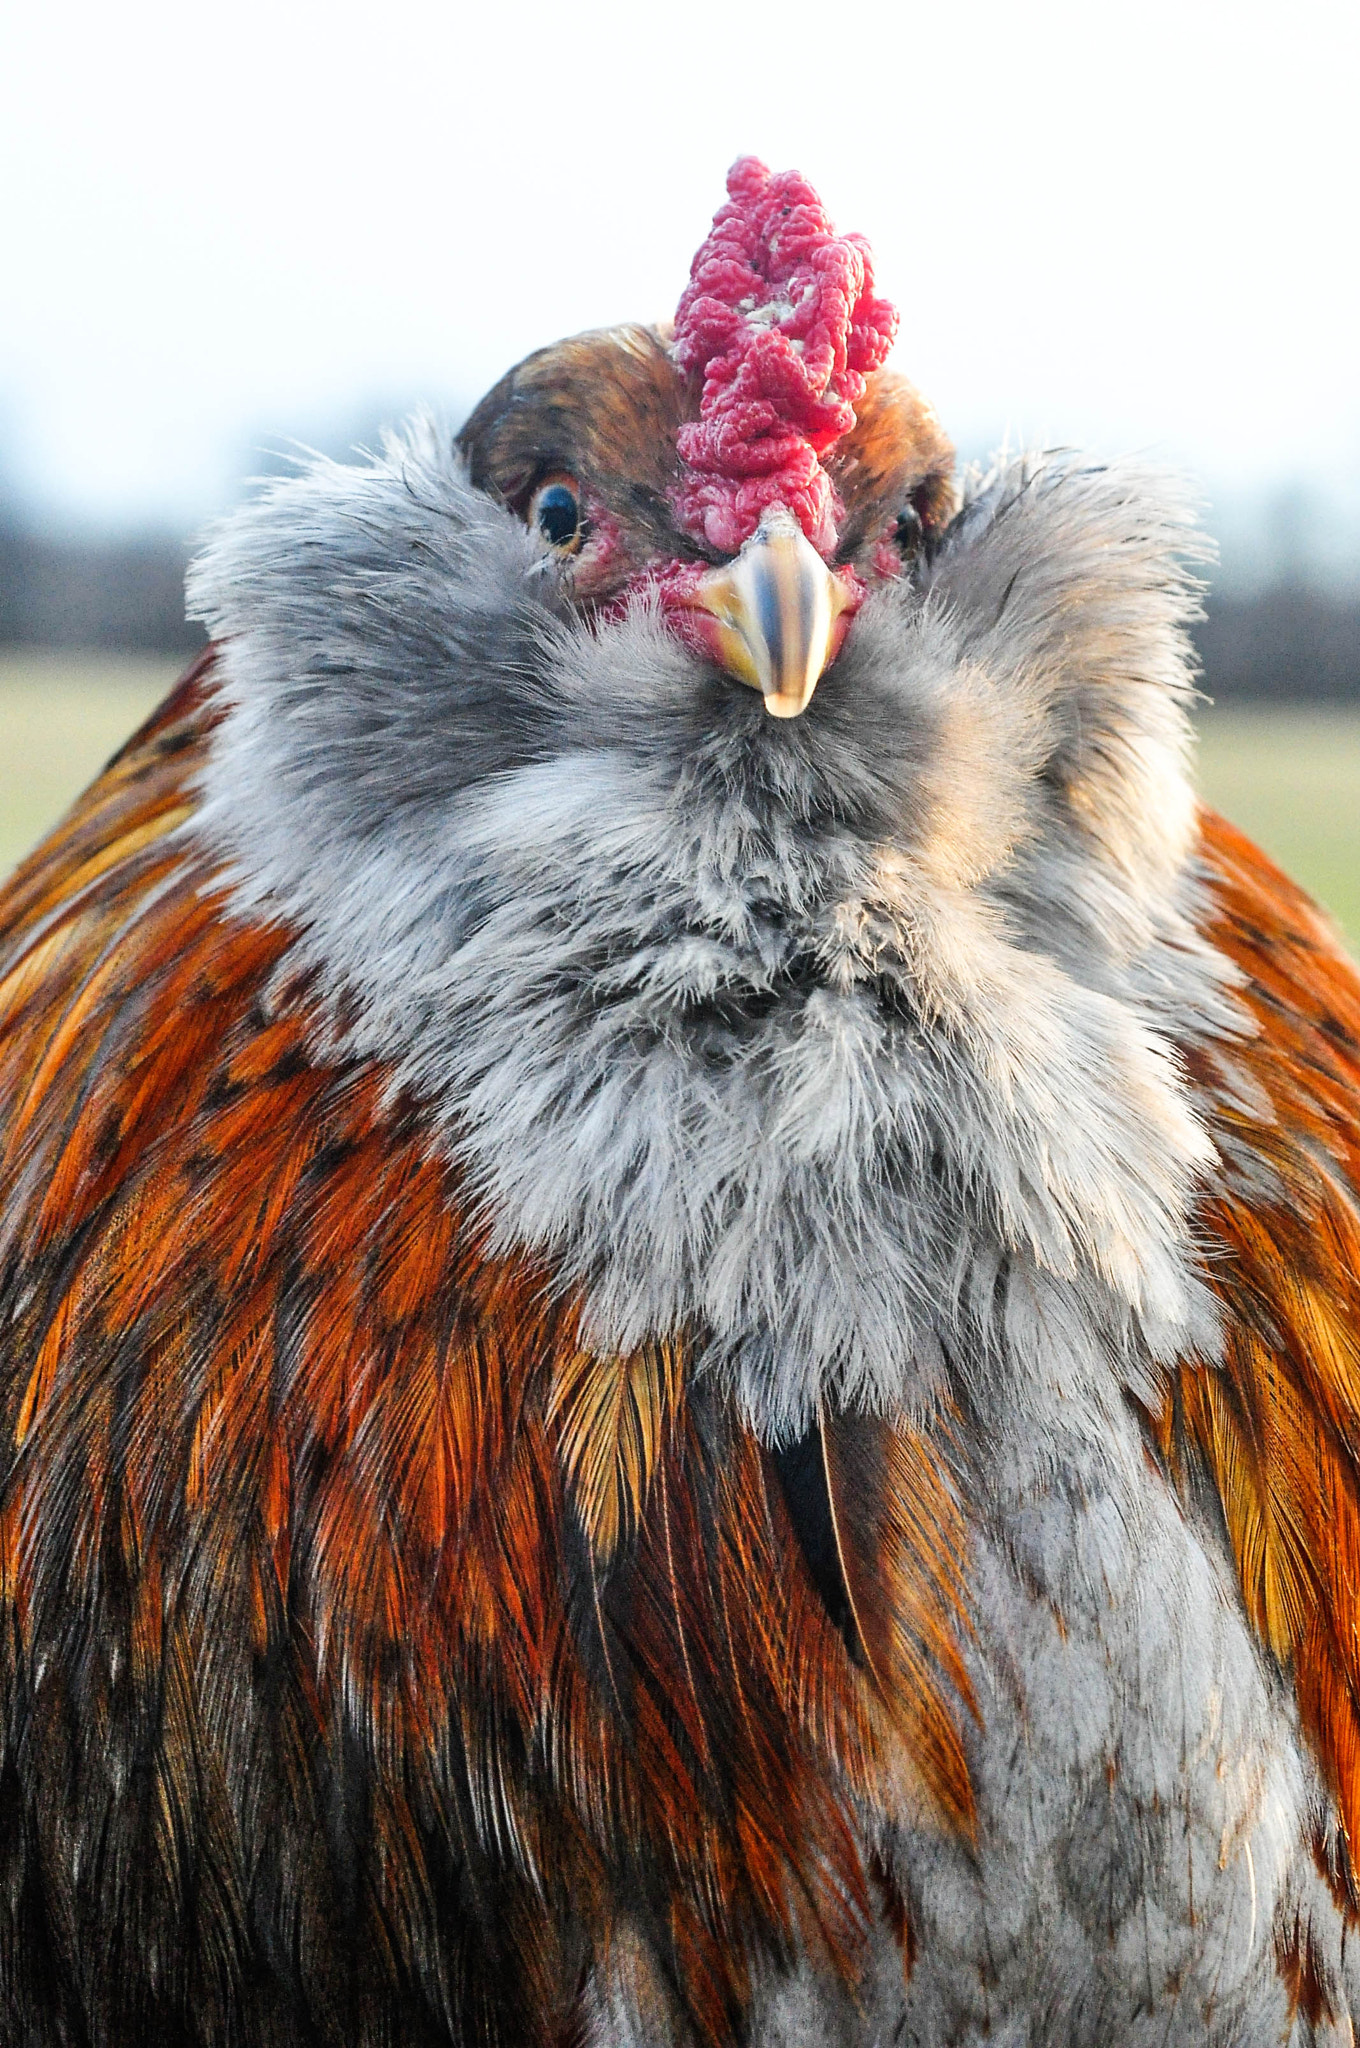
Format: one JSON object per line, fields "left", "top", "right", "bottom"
{"left": 686, "top": 509, "right": 855, "bottom": 718}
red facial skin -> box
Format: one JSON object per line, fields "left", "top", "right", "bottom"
{"left": 871, "top": 526, "right": 905, "bottom": 582}
{"left": 570, "top": 503, "right": 867, "bottom": 680}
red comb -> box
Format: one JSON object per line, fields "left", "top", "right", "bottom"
{"left": 670, "top": 157, "right": 899, "bottom": 558}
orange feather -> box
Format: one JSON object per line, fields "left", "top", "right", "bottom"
{"left": 1164, "top": 809, "right": 1360, "bottom": 1879}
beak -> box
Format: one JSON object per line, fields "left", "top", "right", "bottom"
{"left": 686, "top": 508, "right": 854, "bottom": 718}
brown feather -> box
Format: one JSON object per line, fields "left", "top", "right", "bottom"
{"left": 819, "top": 1408, "right": 977, "bottom": 1837}
{"left": 458, "top": 324, "right": 687, "bottom": 543}
{"left": 825, "top": 368, "right": 957, "bottom": 555}
{"left": 549, "top": 1338, "right": 684, "bottom": 1563}
{"left": 1165, "top": 807, "right": 1360, "bottom": 1874}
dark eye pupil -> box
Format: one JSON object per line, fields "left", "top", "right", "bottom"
{"left": 894, "top": 504, "right": 923, "bottom": 556}
{"left": 536, "top": 484, "right": 580, "bottom": 548}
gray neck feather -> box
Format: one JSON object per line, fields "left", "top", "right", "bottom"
{"left": 188, "top": 419, "right": 1238, "bottom": 1440}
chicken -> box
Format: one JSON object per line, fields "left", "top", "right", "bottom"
{"left": 1, "top": 155, "right": 1359, "bottom": 2048}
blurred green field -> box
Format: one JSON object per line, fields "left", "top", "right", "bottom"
{"left": 1194, "top": 709, "right": 1360, "bottom": 945}
{"left": 1, "top": 655, "right": 1358, "bottom": 951}
{"left": 0, "top": 653, "right": 183, "bottom": 876}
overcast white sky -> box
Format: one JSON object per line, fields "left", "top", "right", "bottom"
{"left": 1, "top": 0, "right": 1357, "bottom": 557}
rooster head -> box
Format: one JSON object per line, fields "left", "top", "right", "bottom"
{"left": 458, "top": 157, "right": 954, "bottom": 718}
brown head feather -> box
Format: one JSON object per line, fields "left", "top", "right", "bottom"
{"left": 458, "top": 324, "right": 688, "bottom": 551}
{"left": 458, "top": 324, "right": 953, "bottom": 572}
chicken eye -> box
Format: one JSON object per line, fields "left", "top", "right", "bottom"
{"left": 528, "top": 474, "right": 586, "bottom": 554}
{"left": 893, "top": 502, "right": 923, "bottom": 558}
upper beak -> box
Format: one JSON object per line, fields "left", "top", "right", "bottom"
{"left": 685, "top": 508, "right": 854, "bottom": 718}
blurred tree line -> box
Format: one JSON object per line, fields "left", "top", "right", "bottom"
{"left": 0, "top": 504, "right": 1357, "bottom": 701}
{"left": 0, "top": 520, "right": 204, "bottom": 656}
{"left": 1196, "top": 586, "right": 1360, "bottom": 704}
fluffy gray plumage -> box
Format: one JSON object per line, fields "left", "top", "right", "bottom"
{"left": 189, "top": 424, "right": 1228, "bottom": 1437}
{"left": 187, "top": 424, "right": 1355, "bottom": 2045}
